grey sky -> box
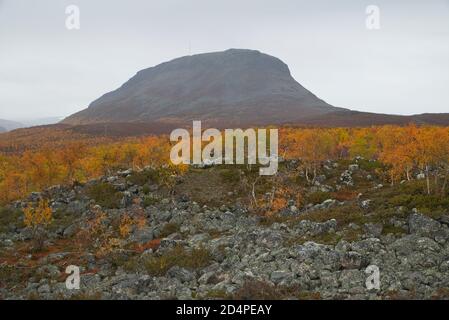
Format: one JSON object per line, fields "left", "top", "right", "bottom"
{"left": 1, "top": 0, "right": 448, "bottom": 120}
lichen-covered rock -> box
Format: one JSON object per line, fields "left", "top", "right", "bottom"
{"left": 3, "top": 168, "right": 449, "bottom": 300}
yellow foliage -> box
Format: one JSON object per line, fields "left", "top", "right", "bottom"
{"left": 119, "top": 214, "right": 133, "bottom": 238}
{"left": 23, "top": 199, "right": 52, "bottom": 228}
{"left": 1, "top": 125, "right": 449, "bottom": 205}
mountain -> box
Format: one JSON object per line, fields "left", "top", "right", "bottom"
{"left": 62, "top": 49, "right": 345, "bottom": 127}
{"left": 0, "top": 119, "right": 24, "bottom": 132}
{"left": 62, "top": 49, "right": 449, "bottom": 129}
{"left": 0, "top": 126, "right": 6, "bottom": 133}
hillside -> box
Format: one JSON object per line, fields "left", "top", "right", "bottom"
{"left": 1, "top": 157, "right": 449, "bottom": 300}
{"left": 1, "top": 125, "right": 449, "bottom": 299}
{"left": 293, "top": 111, "right": 449, "bottom": 127}
{"left": 62, "top": 49, "right": 344, "bottom": 127}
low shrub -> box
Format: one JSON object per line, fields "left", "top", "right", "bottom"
{"left": 0, "top": 206, "right": 24, "bottom": 233}
{"left": 298, "top": 203, "right": 365, "bottom": 226}
{"left": 143, "top": 195, "right": 159, "bottom": 207}
{"left": 23, "top": 199, "right": 53, "bottom": 252}
{"left": 204, "top": 290, "right": 231, "bottom": 299}
{"left": 144, "top": 245, "right": 212, "bottom": 276}
{"left": 382, "top": 224, "right": 407, "bottom": 236}
{"left": 233, "top": 280, "right": 279, "bottom": 300}
{"left": 159, "top": 223, "right": 180, "bottom": 238}
{"left": 142, "top": 185, "right": 151, "bottom": 194}
{"left": 258, "top": 214, "right": 290, "bottom": 227}
{"left": 332, "top": 189, "right": 358, "bottom": 201}
{"left": 232, "top": 280, "right": 318, "bottom": 300}
{"left": 306, "top": 191, "right": 332, "bottom": 205}
{"left": 128, "top": 167, "right": 177, "bottom": 187}
{"left": 219, "top": 169, "right": 241, "bottom": 184}
{"left": 357, "top": 159, "right": 384, "bottom": 171}
{"left": 86, "top": 183, "right": 121, "bottom": 209}
{"left": 127, "top": 169, "right": 161, "bottom": 186}
{"left": 48, "top": 209, "right": 78, "bottom": 233}
{"left": 389, "top": 194, "right": 449, "bottom": 212}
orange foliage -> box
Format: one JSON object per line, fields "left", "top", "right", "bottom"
{"left": 1, "top": 125, "right": 449, "bottom": 205}
{"left": 0, "top": 135, "right": 172, "bottom": 205}
{"left": 281, "top": 125, "right": 449, "bottom": 193}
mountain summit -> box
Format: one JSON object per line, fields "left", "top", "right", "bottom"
{"left": 63, "top": 49, "right": 344, "bottom": 127}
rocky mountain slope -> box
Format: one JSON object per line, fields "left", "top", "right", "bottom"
{"left": 1, "top": 159, "right": 449, "bottom": 300}
{"left": 62, "top": 49, "right": 343, "bottom": 127}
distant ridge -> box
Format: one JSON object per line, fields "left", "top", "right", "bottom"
{"left": 290, "top": 111, "right": 449, "bottom": 127}
{"left": 0, "top": 119, "right": 23, "bottom": 132}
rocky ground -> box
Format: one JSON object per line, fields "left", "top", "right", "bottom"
{"left": 1, "top": 163, "right": 449, "bottom": 300}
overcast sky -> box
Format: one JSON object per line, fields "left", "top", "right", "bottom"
{"left": 0, "top": 0, "right": 448, "bottom": 120}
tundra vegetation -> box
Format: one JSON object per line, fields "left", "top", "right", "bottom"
{"left": 0, "top": 124, "right": 449, "bottom": 299}
{"left": 1, "top": 125, "right": 448, "bottom": 205}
